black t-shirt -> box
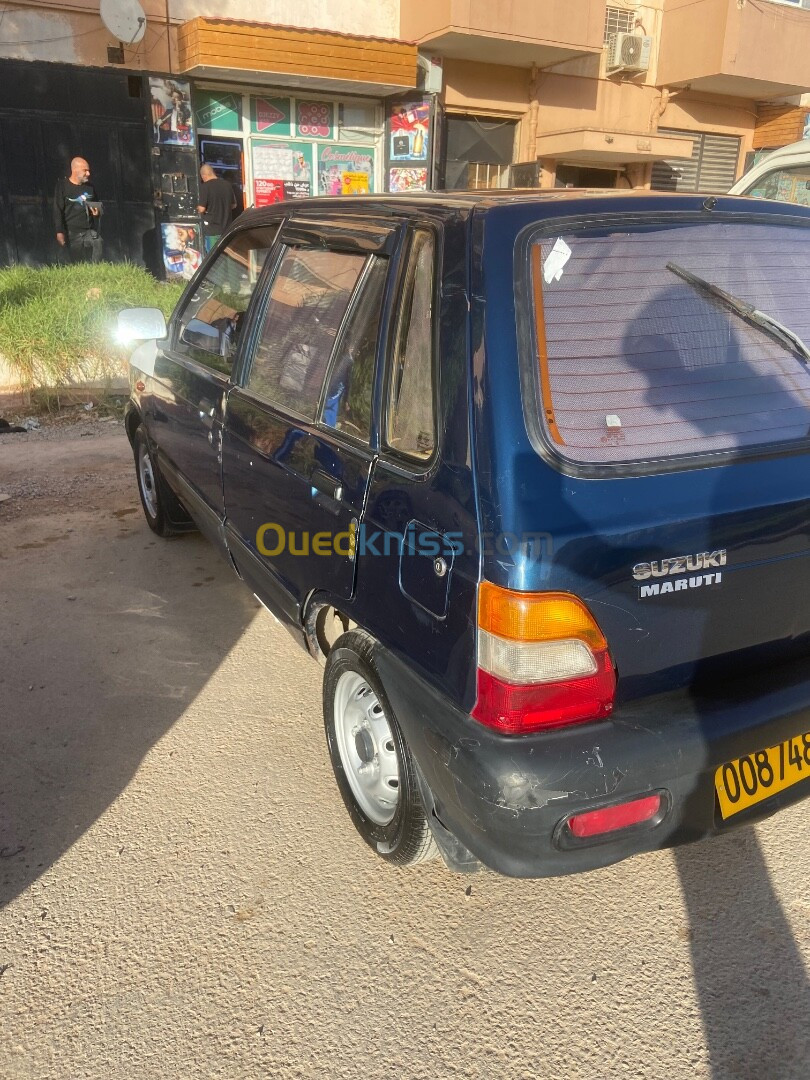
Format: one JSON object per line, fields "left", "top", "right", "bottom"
{"left": 53, "top": 178, "right": 98, "bottom": 236}
{"left": 199, "top": 178, "right": 235, "bottom": 235}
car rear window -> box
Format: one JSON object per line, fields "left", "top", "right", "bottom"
{"left": 529, "top": 220, "right": 810, "bottom": 465}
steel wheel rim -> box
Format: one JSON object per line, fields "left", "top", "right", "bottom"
{"left": 333, "top": 670, "right": 400, "bottom": 826}
{"left": 138, "top": 442, "right": 158, "bottom": 520}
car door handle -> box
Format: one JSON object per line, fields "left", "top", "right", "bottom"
{"left": 311, "top": 469, "right": 343, "bottom": 503}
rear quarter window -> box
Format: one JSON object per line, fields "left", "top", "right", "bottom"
{"left": 527, "top": 220, "right": 810, "bottom": 466}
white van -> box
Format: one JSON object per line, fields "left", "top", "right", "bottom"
{"left": 729, "top": 139, "right": 810, "bottom": 206}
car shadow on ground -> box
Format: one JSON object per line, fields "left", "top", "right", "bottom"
{"left": 675, "top": 827, "right": 810, "bottom": 1079}
{"left": 0, "top": 519, "right": 259, "bottom": 910}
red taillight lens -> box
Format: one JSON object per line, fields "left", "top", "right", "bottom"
{"left": 567, "top": 794, "right": 662, "bottom": 839}
{"left": 473, "top": 654, "right": 616, "bottom": 735}
{"left": 472, "top": 584, "right": 616, "bottom": 735}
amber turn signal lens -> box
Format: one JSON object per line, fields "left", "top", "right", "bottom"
{"left": 477, "top": 582, "right": 608, "bottom": 650}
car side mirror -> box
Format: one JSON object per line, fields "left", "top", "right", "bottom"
{"left": 117, "top": 307, "right": 168, "bottom": 344}
{"left": 180, "top": 318, "right": 224, "bottom": 354}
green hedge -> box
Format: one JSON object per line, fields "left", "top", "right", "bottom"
{"left": 0, "top": 263, "right": 183, "bottom": 390}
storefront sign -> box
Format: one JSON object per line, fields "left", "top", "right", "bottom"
{"left": 251, "top": 97, "right": 292, "bottom": 136}
{"left": 194, "top": 91, "right": 241, "bottom": 131}
{"left": 297, "top": 101, "right": 334, "bottom": 139}
{"left": 150, "top": 77, "right": 194, "bottom": 147}
{"left": 389, "top": 100, "right": 430, "bottom": 162}
{"left": 318, "top": 145, "right": 374, "bottom": 195}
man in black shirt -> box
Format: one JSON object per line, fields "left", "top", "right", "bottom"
{"left": 197, "top": 164, "right": 236, "bottom": 253}
{"left": 53, "top": 157, "right": 102, "bottom": 263}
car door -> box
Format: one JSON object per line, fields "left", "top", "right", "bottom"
{"left": 221, "top": 216, "right": 399, "bottom": 624}
{"left": 147, "top": 222, "right": 280, "bottom": 548}
{"left": 347, "top": 219, "right": 480, "bottom": 707}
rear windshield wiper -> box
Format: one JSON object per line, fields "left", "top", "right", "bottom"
{"left": 666, "top": 261, "right": 810, "bottom": 367}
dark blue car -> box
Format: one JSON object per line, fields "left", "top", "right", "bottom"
{"left": 120, "top": 191, "right": 810, "bottom": 877}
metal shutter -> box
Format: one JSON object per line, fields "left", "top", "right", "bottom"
{"left": 697, "top": 132, "right": 741, "bottom": 192}
{"left": 652, "top": 129, "right": 740, "bottom": 194}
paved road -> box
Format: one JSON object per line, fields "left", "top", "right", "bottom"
{"left": 1, "top": 422, "right": 808, "bottom": 1080}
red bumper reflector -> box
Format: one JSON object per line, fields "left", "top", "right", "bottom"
{"left": 568, "top": 794, "right": 662, "bottom": 839}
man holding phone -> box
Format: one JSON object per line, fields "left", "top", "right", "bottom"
{"left": 53, "top": 157, "right": 103, "bottom": 263}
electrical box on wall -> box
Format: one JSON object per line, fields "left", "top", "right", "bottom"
{"left": 417, "top": 54, "right": 443, "bottom": 95}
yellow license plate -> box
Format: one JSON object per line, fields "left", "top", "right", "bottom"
{"left": 715, "top": 732, "right": 810, "bottom": 819}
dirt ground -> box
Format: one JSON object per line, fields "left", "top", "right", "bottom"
{"left": 1, "top": 417, "right": 808, "bottom": 1080}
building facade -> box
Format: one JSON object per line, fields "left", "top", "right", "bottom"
{"left": 1, "top": 0, "right": 810, "bottom": 269}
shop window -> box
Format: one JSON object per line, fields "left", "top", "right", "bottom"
{"left": 466, "top": 163, "right": 510, "bottom": 190}
{"left": 444, "top": 115, "right": 516, "bottom": 191}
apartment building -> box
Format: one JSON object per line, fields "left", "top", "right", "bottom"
{"left": 1, "top": 1, "right": 809, "bottom": 268}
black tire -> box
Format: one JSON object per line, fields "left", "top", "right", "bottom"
{"left": 323, "top": 630, "right": 438, "bottom": 867}
{"left": 133, "top": 426, "right": 178, "bottom": 538}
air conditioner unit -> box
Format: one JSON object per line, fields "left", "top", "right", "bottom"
{"left": 607, "top": 33, "right": 652, "bottom": 73}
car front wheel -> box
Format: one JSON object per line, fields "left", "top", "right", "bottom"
{"left": 323, "top": 631, "right": 437, "bottom": 867}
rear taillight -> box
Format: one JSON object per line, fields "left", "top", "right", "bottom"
{"left": 471, "top": 583, "right": 616, "bottom": 735}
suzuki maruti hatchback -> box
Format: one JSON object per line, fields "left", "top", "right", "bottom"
{"left": 120, "top": 190, "right": 810, "bottom": 877}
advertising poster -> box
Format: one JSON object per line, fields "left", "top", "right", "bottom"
{"left": 389, "top": 167, "right": 428, "bottom": 193}
{"left": 161, "top": 223, "right": 202, "bottom": 281}
{"left": 194, "top": 90, "right": 241, "bottom": 132}
{"left": 341, "top": 172, "right": 370, "bottom": 195}
{"left": 251, "top": 96, "right": 292, "bottom": 136}
{"left": 251, "top": 141, "right": 313, "bottom": 205}
{"left": 389, "top": 100, "right": 430, "bottom": 162}
{"left": 254, "top": 179, "right": 285, "bottom": 206}
{"left": 150, "top": 77, "right": 195, "bottom": 147}
{"left": 297, "top": 100, "right": 334, "bottom": 139}
{"left": 318, "top": 145, "right": 374, "bottom": 196}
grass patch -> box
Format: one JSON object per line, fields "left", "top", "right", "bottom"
{"left": 0, "top": 263, "right": 183, "bottom": 402}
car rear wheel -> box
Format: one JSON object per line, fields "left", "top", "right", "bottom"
{"left": 323, "top": 631, "right": 437, "bottom": 867}
{"left": 134, "top": 427, "right": 177, "bottom": 537}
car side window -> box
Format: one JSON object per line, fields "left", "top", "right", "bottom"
{"left": 747, "top": 165, "right": 810, "bottom": 207}
{"left": 174, "top": 225, "right": 279, "bottom": 374}
{"left": 386, "top": 230, "right": 435, "bottom": 461}
{"left": 320, "top": 257, "right": 388, "bottom": 442}
{"left": 246, "top": 246, "right": 367, "bottom": 419}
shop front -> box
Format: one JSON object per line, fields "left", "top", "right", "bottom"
{"left": 192, "top": 86, "right": 384, "bottom": 211}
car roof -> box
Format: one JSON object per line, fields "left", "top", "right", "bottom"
{"left": 233, "top": 188, "right": 810, "bottom": 230}
{"left": 750, "top": 140, "right": 810, "bottom": 164}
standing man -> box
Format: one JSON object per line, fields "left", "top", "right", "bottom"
{"left": 54, "top": 157, "right": 102, "bottom": 263}
{"left": 197, "top": 164, "right": 236, "bottom": 253}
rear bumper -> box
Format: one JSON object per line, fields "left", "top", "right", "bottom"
{"left": 375, "top": 649, "right": 810, "bottom": 878}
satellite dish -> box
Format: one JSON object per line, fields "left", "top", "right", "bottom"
{"left": 100, "top": 0, "right": 147, "bottom": 45}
